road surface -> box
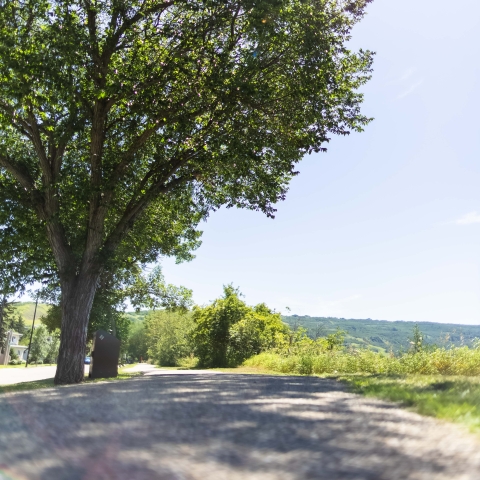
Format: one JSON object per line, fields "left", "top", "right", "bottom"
{"left": 1, "top": 373, "right": 479, "bottom": 479}
{"left": 0, "top": 365, "right": 90, "bottom": 385}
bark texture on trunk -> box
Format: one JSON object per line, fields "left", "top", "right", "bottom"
{"left": 54, "top": 275, "right": 98, "bottom": 385}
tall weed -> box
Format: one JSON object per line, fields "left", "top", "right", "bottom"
{"left": 244, "top": 346, "right": 480, "bottom": 376}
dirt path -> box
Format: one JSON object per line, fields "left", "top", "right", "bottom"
{"left": 1, "top": 374, "right": 479, "bottom": 479}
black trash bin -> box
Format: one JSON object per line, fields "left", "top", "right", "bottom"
{"left": 89, "top": 330, "right": 121, "bottom": 379}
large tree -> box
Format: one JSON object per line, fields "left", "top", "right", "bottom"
{"left": 0, "top": 0, "right": 374, "bottom": 384}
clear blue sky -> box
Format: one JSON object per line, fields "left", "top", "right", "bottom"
{"left": 160, "top": 0, "right": 480, "bottom": 324}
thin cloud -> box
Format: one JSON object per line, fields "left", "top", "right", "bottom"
{"left": 388, "top": 67, "right": 415, "bottom": 85}
{"left": 457, "top": 212, "right": 480, "bottom": 225}
{"left": 397, "top": 80, "right": 423, "bottom": 99}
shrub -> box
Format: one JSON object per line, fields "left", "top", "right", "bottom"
{"left": 145, "top": 310, "right": 194, "bottom": 366}
{"left": 190, "top": 287, "right": 289, "bottom": 368}
{"left": 244, "top": 345, "right": 480, "bottom": 376}
{"left": 29, "top": 325, "right": 50, "bottom": 364}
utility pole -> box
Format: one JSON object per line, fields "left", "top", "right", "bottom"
{"left": 25, "top": 297, "right": 38, "bottom": 368}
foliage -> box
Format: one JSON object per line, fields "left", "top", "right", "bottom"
{"left": 145, "top": 310, "right": 194, "bottom": 366}
{"left": 0, "top": 0, "right": 373, "bottom": 384}
{"left": 191, "top": 286, "right": 248, "bottom": 367}
{"left": 128, "top": 266, "right": 193, "bottom": 312}
{"left": 40, "top": 305, "right": 62, "bottom": 334}
{"left": 40, "top": 265, "right": 191, "bottom": 346}
{"left": 409, "top": 323, "right": 424, "bottom": 353}
{"left": 228, "top": 303, "right": 290, "bottom": 366}
{"left": 244, "top": 344, "right": 480, "bottom": 376}
{"left": 324, "top": 329, "right": 347, "bottom": 350}
{"left": 7, "top": 314, "right": 29, "bottom": 338}
{"left": 28, "top": 325, "right": 50, "bottom": 364}
{"left": 343, "top": 375, "right": 480, "bottom": 435}
{"left": 0, "top": 295, "right": 15, "bottom": 351}
{"left": 126, "top": 321, "right": 148, "bottom": 362}
{"left": 44, "top": 331, "right": 60, "bottom": 364}
{"left": 8, "top": 348, "right": 20, "bottom": 365}
{"left": 191, "top": 286, "right": 289, "bottom": 367}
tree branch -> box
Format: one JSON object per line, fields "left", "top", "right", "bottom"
{"left": 0, "top": 154, "right": 35, "bottom": 191}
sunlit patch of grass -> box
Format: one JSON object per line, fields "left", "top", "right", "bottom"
{"left": 0, "top": 378, "right": 56, "bottom": 394}
{"left": 339, "top": 374, "right": 480, "bottom": 434}
{"left": 0, "top": 364, "right": 57, "bottom": 369}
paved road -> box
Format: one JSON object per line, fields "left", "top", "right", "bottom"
{"left": 1, "top": 374, "right": 480, "bottom": 480}
{"left": 0, "top": 365, "right": 90, "bottom": 385}
{"left": 0, "top": 363, "right": 194, "bottom": 386}
{"left": 125, "top": 363, "right": 224, "bottom": 376}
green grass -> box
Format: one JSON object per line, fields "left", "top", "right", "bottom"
{"left": 0, "top": 364, "right": 56, "bottom": 368}
{"left": 0, "top": 367, "right": 143, "bottom": 395}
{"left": 340, "top": 374, "right": 480, "bottom": 434}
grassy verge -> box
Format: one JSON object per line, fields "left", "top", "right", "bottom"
{"left": 242, "top": 351, "right": 480, "bottom": 434}
{"left": 339, "top": 374, "right": 480, "bottom": 434}
{"left": 0, "top": 367, "right": 143, "bottom": 395}
{"left": 0, "top": 364, "right": 57, "bottom": 369}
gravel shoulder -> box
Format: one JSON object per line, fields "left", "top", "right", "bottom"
{"left": 1, "top": 374, "right": 479, "bottom": 480}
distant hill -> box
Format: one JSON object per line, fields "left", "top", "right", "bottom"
{"left": 12, "top": 302, "right": 50, "bottom": 325}
{"left": 282, "top": 315, "right": 480, "bottom": 352}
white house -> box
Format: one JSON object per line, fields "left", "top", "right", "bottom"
{"left": 9, "top": 332, "right": 28, "bottom": 361}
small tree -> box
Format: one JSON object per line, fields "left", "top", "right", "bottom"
{"left": 145, "top": 310, "right": 194, "bottom": 366}
{"left": 0, "top": 295, "right": 15, "bottom": 352}
{"left": 29, "top": 325, "right": 50, "bottom": 364}
{"left": 409, "top": 324, "right": 424, "bottom": 354}
{"left": 324, "top": 329, "right": 347, "bottom": 351}
{"left": 9, "top": 313, "right": 28, "bottom": 337}
{"left": 126, "top": 321, "right": 148, "bottom": 362}
{"left": 44, "top": 332, "right": 60, "bottom": 364}
{"left": 191, "top": 286, "right": 248, "bottom": 368}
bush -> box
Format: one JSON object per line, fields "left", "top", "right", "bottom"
{"left": 145, "top": 310, "right": 194, "bottom": 366}
{"left": 190, "top": 286, "right": 289, "bottom": 368}
{"left": 43, "top": 332, "right": 60, "bottom": 364}
{"left": 29, "top": 325, "right": 49, "bottom": 364}
{"left": 8, "top": 359, "right": 24, "bottom": 365}
{"left": 126, "top": 321, "right": 148, "bottom": 361}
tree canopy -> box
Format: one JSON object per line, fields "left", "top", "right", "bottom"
{"left": 0, "top": 0, "right": 374, "bottom": 384}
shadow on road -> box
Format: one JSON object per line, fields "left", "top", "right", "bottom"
{"left": 0, "top": 374, "right": 479, "bottom": 480}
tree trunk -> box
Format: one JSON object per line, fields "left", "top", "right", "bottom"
{"left": 54, "top": 274, "right": 98, "bottom": 385}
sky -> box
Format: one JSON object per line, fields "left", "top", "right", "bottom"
{"left": 158, "top": 0, "right": 480, "bottom": 324}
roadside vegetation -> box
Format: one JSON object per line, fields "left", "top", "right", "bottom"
{"left": 342, "top": 375, "right": 480, "bottom": 434}
{"left": 141, "top": 285, "right": 289, "bottom": 369}
{"left": 242, "top": 326, "right": 480, "bottom": 434}
{"left": 126, "top": 287, "right": 480, "bottom": 434}
{"left": 4, "top": 287, "right": 480, "bottom": 436}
